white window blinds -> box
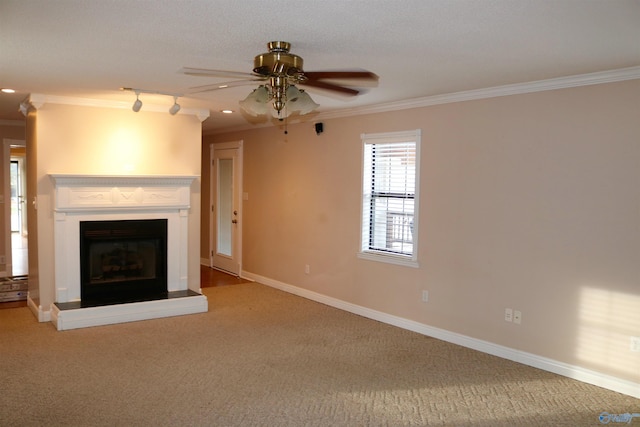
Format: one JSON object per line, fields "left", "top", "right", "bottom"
{"left": 360, "top": 130, "right": 420, "bottom": 266}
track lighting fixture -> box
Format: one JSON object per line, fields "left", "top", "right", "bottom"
{"left": 169, "top": 96, "right": 181, "bottom": 115}
{"left": 121, "top": 87, "right": 182, "bottom": 115}
{"left": 132, "top": 91, "right": 142, "bottom": 112}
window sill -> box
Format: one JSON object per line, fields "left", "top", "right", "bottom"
{"left": 357, "top": 251, "right": 419, "bottom": 268}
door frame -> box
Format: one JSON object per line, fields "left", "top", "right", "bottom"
{"left": 209, "top": 140, "right": 243, "bottom": 275}
{"left": 3, "top": 138, "right": 26, "bottom": 278}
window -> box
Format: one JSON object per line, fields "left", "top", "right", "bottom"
{"left": 359, "top": 129, "right": 420, "bottom": 267}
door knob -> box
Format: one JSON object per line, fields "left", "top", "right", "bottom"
{"left": 232, "top": 219, "right": 238, "bottom": 224}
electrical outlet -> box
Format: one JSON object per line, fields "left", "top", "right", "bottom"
{"left": 304, "top": 264, "right": 310, "bottom": 274}
{"left": 0, "top": 255, "right": 5, "bottom": 264}
{"left": 505, "top": 308, "right": 513, "bottom": 322}
{"left": 631, "top": 337, "right": 640, "bottom": 352}
{"left": 421, "top": 290, "right": 429, "bottom": 303}
{"left": 513, "top": 310, "right": 522, "bottom": 324}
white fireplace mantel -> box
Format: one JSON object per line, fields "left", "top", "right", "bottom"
{"left": 50, "top": 174, "right": 195, "bottom": 212}
{"left": 48, "top": 174, "right": 207, "bottom": 330}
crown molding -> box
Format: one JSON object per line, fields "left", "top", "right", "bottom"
{"left": 206, "top": 65, "right": 640, "bottom": 135}
{"left": 316, "top": 65, "right": 640, "bottom": 121}
{"left": 24, "top": 66, "right": 638, "bottom": 135}
{"left": 25, "top": 94, "right": 210, "bottom": 122}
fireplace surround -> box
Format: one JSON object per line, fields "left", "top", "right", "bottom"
{"left": 49, "top": 175, "right": 207, "bottom": 330}
{"left": 80, "top": 219, "right": 168, "bottom": 305}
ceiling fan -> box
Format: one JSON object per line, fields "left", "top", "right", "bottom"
{"left": 182, "top": 41, "right": 378, "bottom": 120}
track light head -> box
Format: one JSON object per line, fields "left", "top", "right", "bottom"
{"left": 169, "top": 97, "right": 181, "bottom": 115}
{"left": 132, "top": 91, "right": 142, "bottom": 112}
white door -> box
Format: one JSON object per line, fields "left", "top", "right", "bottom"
{"left": 211, "top": 143, "right": 242, "bottom": 275}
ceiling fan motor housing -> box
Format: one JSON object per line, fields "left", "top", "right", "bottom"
{"left": 253, "top": 41, "right": 304, "bottom": 77}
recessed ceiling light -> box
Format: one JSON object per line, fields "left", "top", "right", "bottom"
{"left": 221, "top": 110, "right": 234, "bottom": 114}
{"left": 1, "top": 88, "right": 16, "bottom": 94}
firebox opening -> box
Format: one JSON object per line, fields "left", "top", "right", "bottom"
{"left": 80, "top": 219, "right": 168, "bottom": 306}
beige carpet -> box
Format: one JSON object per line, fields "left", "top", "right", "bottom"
{"left": 0, "top": 283, "right": 637, "bottom": 426}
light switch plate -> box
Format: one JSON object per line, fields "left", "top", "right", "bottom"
{"left": 505, "top": 308, "right": 513, "bottom": 322}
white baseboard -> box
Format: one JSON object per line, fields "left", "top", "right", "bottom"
{"left": 242, "top": 270, "right": 640, "bottom": 399}
{"left": 27, "top": 294, "right": 51, "bottom": 322}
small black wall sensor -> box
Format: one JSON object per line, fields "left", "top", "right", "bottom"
{"left": 315, "top": 122, "right": 324, "bottom": 135}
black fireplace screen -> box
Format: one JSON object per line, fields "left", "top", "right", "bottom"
{"left": 80, "top": 219, "right": 168, "bottom": 304}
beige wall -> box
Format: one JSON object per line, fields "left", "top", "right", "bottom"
{"left": 204, "top": 79, "right": 640, "bottom": 385}
{"left": 0, "top": 124, "right": 26, "bottom": 141}
{"left": 29, "top": 103, "right": 203, "bottom": 311}
{"left": 25, "top": 112, "right": 39, "bottom": 306}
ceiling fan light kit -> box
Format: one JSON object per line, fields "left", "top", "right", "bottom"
{"left": 183, "top": 41, "right": 378, "bottom": 122}
{"left": 285, "top": 86, "right": 319, "bottom": 115}
{"left": 238, "top": 86, "right": 270, "bottom": 117}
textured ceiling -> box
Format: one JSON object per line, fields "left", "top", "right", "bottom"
{"left": 1, "top": 0, "right": 639, "bottom": 133}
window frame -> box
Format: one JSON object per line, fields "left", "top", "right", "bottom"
{"left": 358, "top": 129, "right": 421, "bottom": 268}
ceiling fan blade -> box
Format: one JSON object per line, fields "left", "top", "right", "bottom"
{"left": 303, "top": 71, "right": 379, "bottom": 81}
{"left": 299, "top": 79, "right": 360, "bottom": 96}
{"left": 304, "top": 71, "right": 379, "bottom": 89}
{"left": 180, "top": 67, "right": 259, "bottom": 79}
{"left": 188, "top": 78, "right": 266, "bottom": 94}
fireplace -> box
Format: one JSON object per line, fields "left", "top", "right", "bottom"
{"left": 80, "top": 219, "right": 168, "bottom": 306}
{"left": 48, "top": 174, "right": 208, "bottom": 330}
